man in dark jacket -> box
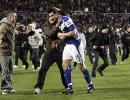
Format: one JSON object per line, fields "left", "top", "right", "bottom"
{"left": 89, "top": 24, "right": 109, "bottom": 77}
{"left": 34, "top": 8, "right": 67, "bottom": 94}
{"left": 14, "top": 23, "right": 29, "bottom": 69}
{"left": 121, "top": 25, "right": 130, "bottom": 63}
{"left": 109, "top": 27, "right": 117, "bottom": 65}
{"left": 84, "top": 24, "right": 95, "bottom": 64}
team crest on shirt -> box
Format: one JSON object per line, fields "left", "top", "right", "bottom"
{"left": 66, "top": 21, "right": 71, "bottom": 26}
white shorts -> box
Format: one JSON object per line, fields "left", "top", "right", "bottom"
{"left": 80, "top": 41, "right": 85, "bottom": 61}
{"left": 62, "top": 44, "right": 84, "bottom": 63}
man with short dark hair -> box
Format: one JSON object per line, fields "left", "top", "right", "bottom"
{"left": 0, "top": 11, "right": 17, "bottom": 94}
{"left": 121, "top": 25, "right": 130, "bottom": 63}
{"left": 34, "top": 8, "right": 67, "bottom": 94}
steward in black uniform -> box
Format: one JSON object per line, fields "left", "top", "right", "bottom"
{"left": 121, "top": 26, "right": 130, "bottom": 63}
{"left": 84, "top": 24, "right": 94, "bottom": 64}
{"left": 108, "top": 27, "right": 117, "bottom": 65}
{"left": 88, "top": 24, "right": 109, "bottom": 77}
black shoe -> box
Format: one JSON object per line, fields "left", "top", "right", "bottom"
{"left": 88, "top": 84, "right": 95, "bottom": 93}
{"left": 34, "top": 65, "right": 39, "bottom": 70}
{"left": 97, "top": 68, "right": 104, "bottom": 76}
{"left": 64, "top": 85, "right": 68, "bottom": 89}
{"left": 25, "top": 63, "right": 29, "bottom": 70}
{"left": 62, "top": 88, "right": 73, "bottom": 95}
{"left": 34, "top": 62, "right": 40, "bottom": 70}
{"left": 111, "top": 62, "right": 116, "bottom": 65}
{"left": 91, "top": 73, "right": 96, "bottom": 78}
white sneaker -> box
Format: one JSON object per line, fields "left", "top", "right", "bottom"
{"left": 120, "top": 61, "right": 124, "bottom": 64}
{"left": 9, "top": 88, "right": 16, "bottom": 93}
{"left": 1, "top": 88, "right": 16, "bottom": 94}
{"left": 40, "top": 59, "right": 42, "bottom": 63}
{"left": 22, "top": 65, "right": 25, "bottom": 68}
{"left": 13, "top": 65, "right": 18, "bottom": 68}
{"left": 1, "top": 90, "right": 8, "bottom": 94}
{"left": 37, "top": 66, "right": 41, "bottom": 70}
{"left": 34, "top": 88, "right": 41, "bottom": 95}
{"left": 32, "top": 65, "right": 34, "bottom": 68}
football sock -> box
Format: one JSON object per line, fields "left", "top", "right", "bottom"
{"left": 82, "top": 69, "right": 92, "bottom": 85}
{"left": 64, "top": 68, "right": 72, "bottom": 90}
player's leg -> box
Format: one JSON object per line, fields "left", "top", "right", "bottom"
{"left": 79, "top": 62, "right": 95, "bottom": 93}
{"left": 56, "top": 52, "right": 68, "bottom": 89}
{"left": 62, "top": 45, "right": 73, "bottom": 94}
{"left": 76, "top": 44, "right": 95, "bottom": 93}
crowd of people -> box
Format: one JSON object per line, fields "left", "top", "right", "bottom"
{"left": 0, "top": 0, "right": 130, "bottom": 28}
{"left": 0, "top": 0, "right": 130, "bottom": 13}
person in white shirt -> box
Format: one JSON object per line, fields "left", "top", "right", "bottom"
{"left": 27, "top": 23, "right": 43, "bottom": 70}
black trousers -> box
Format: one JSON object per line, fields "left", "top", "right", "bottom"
{"left": 30, "top": 48, "right": 40, "bottom": 69}
{"left": 39, "top": 45, "right": 45, "bottom": 59}
{"left": 15, "top": 46, "right": 28, "bottom": 66}
{"left": 92, "top": 48, "right": 109, "bottom": 74}
{"left": 121, "top": 46, "right": 129, "bottom": 61}
{"left": 109, "top": 44, "right": 117, "bottom": 64}
{"left": 86, "top": 45, "right": 93, "bottom": 64}
{"left": 34, "top": 50, "right": 67, "bottom": 89}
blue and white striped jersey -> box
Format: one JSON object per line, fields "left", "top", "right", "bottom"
{"left": 58, "top": 16, "right": 81, "bottom": 47}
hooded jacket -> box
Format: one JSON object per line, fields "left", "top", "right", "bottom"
{"left": 0, "top": 17, "right": 16, "bottom": 56}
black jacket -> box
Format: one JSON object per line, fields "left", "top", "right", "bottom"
{"left": 88, "top": 32, "right": 109, "bottom": 47}
{"left": 85, "top": 32, "right": 94, "bottom": 46}
{"left": 43, "top": 22, "right": 65, "bottom": 52}
{"left": 121, "top": 31, "right": 130, "bottom": 46}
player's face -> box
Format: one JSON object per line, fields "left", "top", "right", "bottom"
{"left": 49, "top": 12, "right": 58, "bottom": 24}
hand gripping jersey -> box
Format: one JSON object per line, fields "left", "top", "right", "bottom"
{"left": 58, "top": 16, "right": 81, "bottom": 48}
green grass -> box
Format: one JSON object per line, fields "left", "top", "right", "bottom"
{"left": 0, "top": 55, "right": 130, "bottom": 100}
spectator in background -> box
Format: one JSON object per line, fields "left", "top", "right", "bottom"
{"left": 14, "top": 23, "right": 29, "bottom": 69}
{"left": 27, "top": 23, "right": 43, "bottom": 70}
{"left": 121, "top": 25, "right": 130, "bottom": 64}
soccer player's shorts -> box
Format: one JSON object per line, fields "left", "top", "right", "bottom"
{"left": 62, "top": 44, "right": 84, "bottom": 63}
{"left": 79, "top": 41, "right": 85, "bottom": 61}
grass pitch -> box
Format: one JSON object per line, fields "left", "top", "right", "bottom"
{"left": 0, "top": 56, "right": 130, "bottom": 100}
